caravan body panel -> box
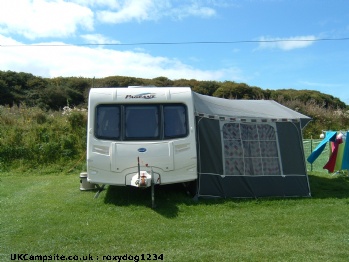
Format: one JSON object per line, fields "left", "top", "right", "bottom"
{"left": 87, "top": 87, "right": 197, "bottom": 186}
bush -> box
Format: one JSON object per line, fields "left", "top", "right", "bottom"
{"left": 0, "top": 105, "right": 87, "bottom": 171}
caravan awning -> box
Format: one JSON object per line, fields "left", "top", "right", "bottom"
{"left": 193, "top": 92, "right": 311, "bottom": 128}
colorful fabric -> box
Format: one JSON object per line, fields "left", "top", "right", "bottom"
{"left": 323, "top": 135, "right": 343, "bottom": 173}
{"left": 334, "top": 141, "right": 345, "bottom": 171}
{"left": 307, "top": 131, "right": 336, "bottom": 164}
{"left": 341, "top": 132, "right": 349, "bottom": 170}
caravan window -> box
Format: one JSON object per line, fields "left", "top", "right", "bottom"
{"left": 164, "top": 105, "right": 188, "bottom": 138}
{"left": 95, "top": 105, "right": 120, "bottom": 140}
{"left": 125, "top": 105, "right": 160, "bottom": 140}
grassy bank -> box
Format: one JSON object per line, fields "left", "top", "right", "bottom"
{"left": 0, "top": 105, "right": 87, "bottom": 172}
{"left": 1, "top": 171, "right": 349, "bottom": 261}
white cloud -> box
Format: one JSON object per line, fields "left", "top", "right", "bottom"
{"left": 96, "top": 0, "right": 170, "bottom": 23}
{"left": 0, "top": 0, "right": 94, "bottom": 39}
{"left": 80, "top": 34, "right": 120, "bottom": 44}
{"left": 96, "top": 0, "right": 216, "bottom": 24}
{"left": 71, "top": 0, "right": 121, "bottom": 9}
{"left": 171, "top": 3, "right": 216, "bottom": 20}
{"left": 0, "top": 0, "right": 217, "bottom": 39}
{"left": 0, "top": 35, "right": 240, "bottom": 81}
{"left": 258, "top": 36, "right": 317, "bottom": 51}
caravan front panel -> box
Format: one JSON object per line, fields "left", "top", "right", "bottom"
{"left": 87, "top": 87, "right": 197, "bottom": 186}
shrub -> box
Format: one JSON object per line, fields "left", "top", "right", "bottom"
{"left": 0, "top": 105, "right": 87, "bottom": 170}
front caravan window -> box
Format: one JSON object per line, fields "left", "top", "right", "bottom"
{"left": 95, "top": 104, "right": 188, "bottom": 141}
{"left": 96, "top": 105, "right": 120, "bottom": 140}
{"left": 125, "top": 105, "right": 159, "bottom": 139}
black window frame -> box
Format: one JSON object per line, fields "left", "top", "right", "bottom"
{"left": 94, "top": 103, "right": 189, "bottom": 141}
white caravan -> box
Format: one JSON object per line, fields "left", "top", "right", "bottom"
{"left": 86, "top": 87, "right": 197, "bottom": 193}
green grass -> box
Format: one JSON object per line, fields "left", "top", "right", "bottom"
{"left": 1, "top": 171, "right": 349, "bottom": 261}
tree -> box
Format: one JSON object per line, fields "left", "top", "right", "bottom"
{"left": 152, "top": 76, "right": 173, "bottom": 87}
{"left": 0, "top": 79, "right": 13, "bottom": 105}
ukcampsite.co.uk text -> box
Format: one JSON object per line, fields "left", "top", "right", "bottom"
{"left": 10, "top": 253, "right": 164, "bottom": 261}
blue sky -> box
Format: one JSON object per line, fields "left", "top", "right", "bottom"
{"left": 1, "top": 0, "right": 349, "bottom": 103}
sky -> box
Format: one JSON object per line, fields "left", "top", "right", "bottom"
{"left": 1, "top": 0, "right": 349, "bottom": 103}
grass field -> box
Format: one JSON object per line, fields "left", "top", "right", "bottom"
{"left": 1, "top": 170, "right": 349, "bottom": 262}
